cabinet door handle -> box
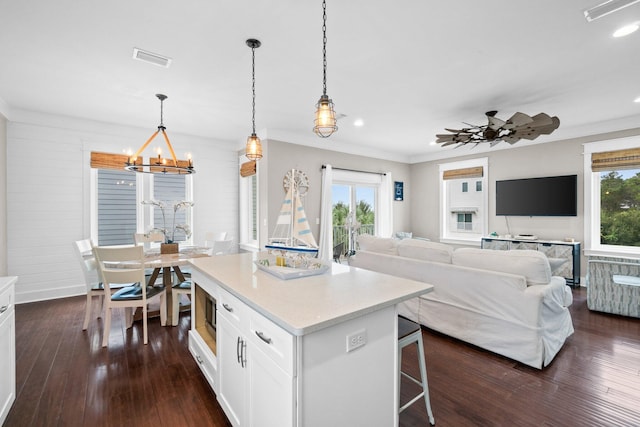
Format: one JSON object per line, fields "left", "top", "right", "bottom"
{"left": 237, "top": 336, "right": 242, "bottom": 364}
{"left": 0, "top": 305, "right": 7, "bottom": 314}
{"left": 196, "top": 355, "right": 203, "bottom": 364}
{"left": 241, "top": 339, "right": 247, "bottom": 368}
{"left": 255, "top": 331, "right": 272, "bottom": 344}
{"left": 223, "top": 303, "right": 233, "bottom": 313}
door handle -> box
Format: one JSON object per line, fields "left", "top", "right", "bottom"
{"left": 223, "top": 303, "right": 233, "bottom": 313}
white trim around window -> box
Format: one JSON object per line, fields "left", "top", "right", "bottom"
{"left": 583, "top": 136, "right": 640, "bottom": 259}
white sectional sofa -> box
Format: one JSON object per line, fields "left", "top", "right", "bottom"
{"left": 348, "top": 236, "right": 574, "bottom": 369}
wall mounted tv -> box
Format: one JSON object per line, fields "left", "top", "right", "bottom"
{"left": 495, "top": 174, "right": 577, "bottom": 216}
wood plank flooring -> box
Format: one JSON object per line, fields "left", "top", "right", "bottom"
{"left": 5, "top": 287, "right": 640, "bottom": 427}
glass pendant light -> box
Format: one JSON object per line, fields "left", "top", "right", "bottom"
{"left": 313, "top": 0, "right": 338, "bottom": 138}
{"left": 245, "top": 38, "right": 263, "bottom": 160}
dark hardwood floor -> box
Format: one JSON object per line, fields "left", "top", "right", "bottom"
{"left": 5, "top": 287, "right": 640, "bottom": 427}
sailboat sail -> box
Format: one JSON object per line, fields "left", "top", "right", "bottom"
{"left": 266, "top": 169, "right": 318, "bottom": 255}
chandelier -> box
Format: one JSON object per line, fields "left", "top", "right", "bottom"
{"left": 313, "top": 0, "right": 338, "bottom": 138}
{"left": 245, "top": 39, "right": 263, "bottom": 160}
{"left": 125, "top": 94, "right": 195, "bottom": 174}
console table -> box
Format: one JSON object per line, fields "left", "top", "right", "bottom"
{"left": 481, "top": 237, "right": 581, "bottom": 286}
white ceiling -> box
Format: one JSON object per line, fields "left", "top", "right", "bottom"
{"left": 1, "top": 0, "right": 639, "bottom": 163}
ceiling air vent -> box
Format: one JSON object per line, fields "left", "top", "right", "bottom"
{"left": 583, "top": 0, "right": 640, "bottom": 21}
{"left": 132, "top": 48, "right": 172, "bottom": 68}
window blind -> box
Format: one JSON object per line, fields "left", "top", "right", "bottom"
{"left": 442, "top": 166, "right": 484, "bottom": 180}
{"left": 591, "top": 147, "right": 640, "bottom": 171}
{"left": 97, "top": 169, "right": 137, "bottom": 246}
{"left": 154, "top": 174, "right": 188, "bottom": 242}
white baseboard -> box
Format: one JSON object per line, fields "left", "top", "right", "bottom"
{"left": 16, "top": 284, "right": 85, "bottom": 304}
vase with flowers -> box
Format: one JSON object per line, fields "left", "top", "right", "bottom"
{"left": 141, "top": 200, "right": 193, "bottom": 252}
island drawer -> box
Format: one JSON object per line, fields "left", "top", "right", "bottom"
{"left": 248, "top": 309, "right": 295, "bottom": 375}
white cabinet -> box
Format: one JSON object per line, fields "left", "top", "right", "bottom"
{"left": 216, "top": 287, "right": 294, "bottom": 427}
{"left": 0, "top": 277, "right": 17, "bottom": 426}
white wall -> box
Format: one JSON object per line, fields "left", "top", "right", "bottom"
{"left": 262, "top": 139, "right": 411, "bottom": 248}
{"left": 0, "top": 113, "right": 7, "bottom": 276}
{"left": 7, "top": 111, "right": 238, "bottom": 303}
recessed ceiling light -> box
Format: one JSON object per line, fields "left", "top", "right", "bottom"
{"left": 132, "top": 47, "right": 172, "bottom": 68}
{"left": 429, "top": 141, "right": 437, "bottom": 146}
{"left": 634, "top": 96, "right": 640, "bottom": 103}
{"left": 584, "top": 0, "right": 640, "bottom": 22}
{"left": 613, "top": 23, "right": 639, "bottom": 37}
{"left": 353, "top": 119, "right": 364, "bottom": 127}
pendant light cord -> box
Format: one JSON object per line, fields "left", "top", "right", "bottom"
{"left": 251, "top": 46, "right": 257, "bottom": 134}
{"left": 322, "top": 0, "right": 328, "bottom": 96}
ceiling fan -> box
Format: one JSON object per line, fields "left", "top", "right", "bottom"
{"left": 436, "top": 110, "right": 560, "bottom": 147}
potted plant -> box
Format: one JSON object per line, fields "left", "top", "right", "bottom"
{"left": 141, "top": 200, "right": 193, "bottom": 253}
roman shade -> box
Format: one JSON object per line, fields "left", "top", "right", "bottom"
{"left": 442, "top": 166, "right": 483, "bottom": 180}
{"left": 240, "top": 161, "right": 256, "bottom": 177}
{"left": 591, "top": 147, "right": 640, "bottom": 172}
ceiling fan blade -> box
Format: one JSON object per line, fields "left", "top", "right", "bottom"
{"left": 530, "top": 112, "right": 553, "bottom": 127}
{"left": 445, "top": 128, "right": 470, "bottom": 133}
{"left": 487, "top": 115, "right": 506, "bottom": 130}
{"left": 502, "top": 135, "right": 521, "bottom": 144}
{"left": 504, "top": 112, "right": 533, "bottom": 129}
{"left": 535, "top": 116, "right": 560, "bottom": 134}
{"left": 440, "top": 140, "right": 460, "bottom": 147}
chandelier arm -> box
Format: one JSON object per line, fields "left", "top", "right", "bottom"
{"left": 161, "top": 129, "right": 179, "bottom": 167}
{"left": 132, "top": 130, "right": 161, "bottom": 161}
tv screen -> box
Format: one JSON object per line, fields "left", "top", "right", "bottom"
{"left": 495, "top": 175, "right": 577, "bottom": 216}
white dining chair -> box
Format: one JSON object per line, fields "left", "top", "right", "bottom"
{"left": 73, "top": 239, "right": 103, "bottom": 330}
{"left": 93, "top": 245, "right": 167, "bottom": 347}
{"left": 211, "top": 238, "right": 233, "bottom": 255}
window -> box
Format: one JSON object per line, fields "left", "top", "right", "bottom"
{"left": 584, "top": 138, "right": 640, "bottom": 256}
{"left": 91, "top": 152, "right": 192, "bottom": 246}
{"left": 239, "top": 157, "right": 259, "bottom": 249}
{"left": 457, "top": 213, "right": 472, "bottom": 230}
{"left": 152, "top": 174, "right": 191, "bottom": 242}
{"left": 440, "top": 158, "right": 488, "bottom": 244}
{"left": 332, "top": 183, "right": 376, "bottom": 250}
{"left": 96, "top": 169, "right": 137, "bottom": 245}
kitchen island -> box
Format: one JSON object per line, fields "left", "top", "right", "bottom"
{"left": 187, "top": 252, "right": 433, "bottom": 427}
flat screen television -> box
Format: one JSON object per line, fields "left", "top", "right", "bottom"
{"left": 495, "top": 174, "right": 577, "bottom": 216}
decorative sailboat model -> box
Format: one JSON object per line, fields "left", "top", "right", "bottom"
{"left": 265, "top": 169, "right": 319, "bottom": 258}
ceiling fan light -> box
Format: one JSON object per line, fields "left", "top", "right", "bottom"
{"left": 313, "top": 95, "right": 338, "bottom": 138}
{"left": 246, "top": 133, "right": 263, "bottom": 160}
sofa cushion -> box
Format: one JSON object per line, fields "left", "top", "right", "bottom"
{"left": 357, "top": 234, "right": 398, "bottom": 255}
{"left": 397, "top": 239, "right": 453, "bottom": 264}
{"left": 452, "top": 248, "right": 552, "bottom": 286}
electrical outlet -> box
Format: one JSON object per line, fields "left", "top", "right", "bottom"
{"left": 346, "top": 329, "right": 367, "bottom": 352}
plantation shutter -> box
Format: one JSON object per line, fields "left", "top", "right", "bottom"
{"left": 443, "top": 166, "right": 484, "bottom": 180}
{"left": 153, "top": 174, "right": 188, "bottom": 242}
{"left": 591, "top": 148, "right": 640, "bottom": 172}
{"left": 96, "top": 169, "right": 137, "bottom": 246}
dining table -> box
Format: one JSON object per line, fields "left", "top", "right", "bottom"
{"left": 141, "top": 246, "right": 210, "bottom": 325}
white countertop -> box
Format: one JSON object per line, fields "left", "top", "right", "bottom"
{"left": 188, "top": 253, "right": 433, "bottom": 336}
